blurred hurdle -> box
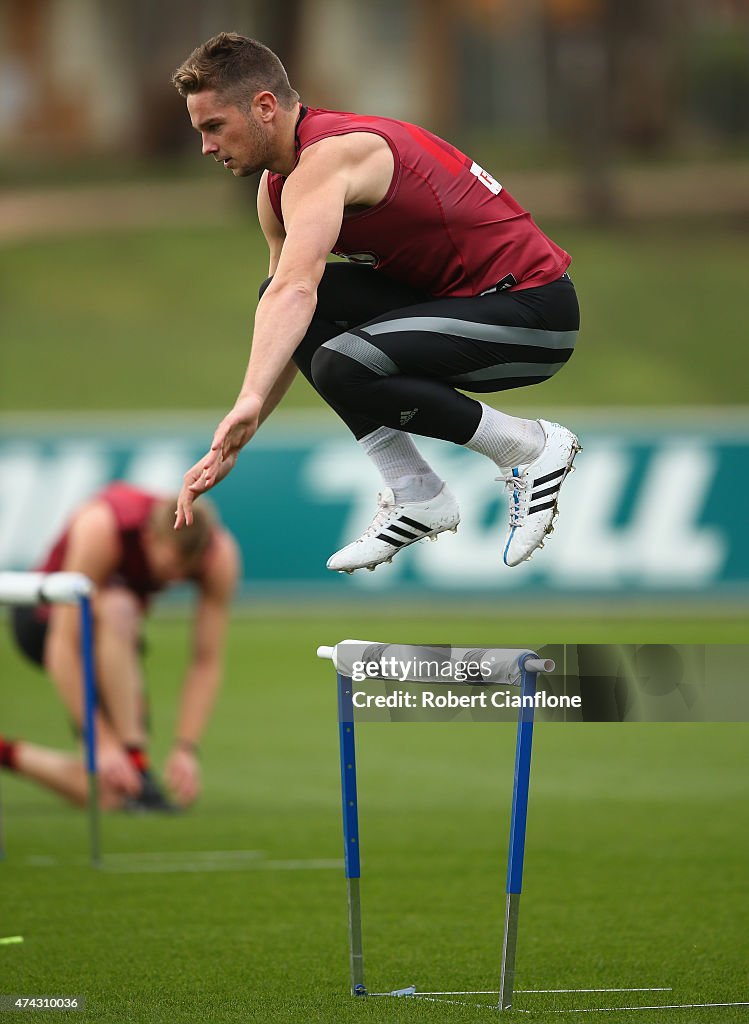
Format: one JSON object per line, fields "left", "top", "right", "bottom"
{"left": 317, "top": 641, "right": 554, "bottom": 1011}
{"left": 0, "top": 572, "right": 100, "bottom": 868}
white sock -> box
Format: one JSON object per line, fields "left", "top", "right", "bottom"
{"left": 464, "top": 403, "right": 545, "bottom": 470}
{"left": 359, "top": 427, "right": 443, "bottom": 502}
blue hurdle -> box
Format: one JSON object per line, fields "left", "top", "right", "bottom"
{"left": 336, "top": 669, "right": 366, "bottom": 994}
{"left": 499, "top": 653, "right": 538, "bottom": 1010}
{"left": 78, "top": 589, "right": 101, "bottom": 868}
{"left": 317, "top": 642, "right": 554, "bottom": 1009}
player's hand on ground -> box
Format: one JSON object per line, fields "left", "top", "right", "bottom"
{"left": 97, "top": 743, "right": 142, "bottom": 797}
{"left": 165, "top": 747, "right": 201, "bottom": 806}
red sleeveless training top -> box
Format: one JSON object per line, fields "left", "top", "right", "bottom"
{"left": 39, "top": 482, "right": 163, "bottom": 604}
{"left": 267, "top": 107, "right": 570, "bottom": 297}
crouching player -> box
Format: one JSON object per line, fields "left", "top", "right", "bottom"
{"left": 1, "top": 481, "right": 240, "bottom": 811}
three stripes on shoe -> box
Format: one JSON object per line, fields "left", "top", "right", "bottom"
{"left": 380, "top": 466, "right": 566, "bottom": 549}
{"left": 527, "top": 467, "right": 566, "bottom": 516}
{"left": 376, "top": 515, "right": 432, "bottom": 547}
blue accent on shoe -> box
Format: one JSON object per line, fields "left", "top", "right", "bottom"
{"left": 503, "top": 527, "right": 515, "bottom": 566}
{"left": 503, "top": 467, "right": 521, "bottom": 565}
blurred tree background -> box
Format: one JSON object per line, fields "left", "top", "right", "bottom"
{"left": 2, "top": 0, "right": 747, "bottom": 184}
{"left": 1, "top": 0, "right": 746, "bottom": 412}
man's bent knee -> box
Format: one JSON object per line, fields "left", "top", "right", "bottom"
{"left": 311, "top": 338, "right": 396, "bottom": 399}
{"left": 310, "top": 347, "right": 355, "bottom": 400}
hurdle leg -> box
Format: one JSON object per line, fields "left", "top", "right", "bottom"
{"left": 499, "top": 662, "right": 537, "bottom": 1010}
{"left": 79, "top": 596, "right": 101, "bottom": 868}
{"left": 337, "top": 672, "right": 366, "bottom": 995}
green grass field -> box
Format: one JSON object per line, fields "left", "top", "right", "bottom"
{"left": 2, "top": 200, "right": 747, "bottom": 1020}
{"left": 2, "top": 616, "right": 748, "bottom": 1023}
{"left": 1, "top": 221, "right": 745, "bottom": 411}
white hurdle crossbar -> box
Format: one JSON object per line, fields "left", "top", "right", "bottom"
{"left": 317, "top": 640, "right": 555, "bottom": 1010}
{"left": 0, "top": 572, "right": 100, "bottom": 867}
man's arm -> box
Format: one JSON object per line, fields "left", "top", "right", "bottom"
{"left": 176, "top": 142, "right": 351, "bottom": 528}
{"left": 43, "top": 502, "right": 142, "bottom": 796}
{"left": 164, "top": 530, "right": 240, "bottom": 805}
{"left": 257, "top": 168, "right": 285, "bottom": 277}
{"left": 257, "top": 360, "right": 298, "bottom": 427}
{"left": 254, "top": 170, "right": 298, "bottom": 425}
{"left": 226, "top": 153, "right": 346, "bottom": 413}
{"left": 44, "top": 504, "right": 119, "bottom": 724}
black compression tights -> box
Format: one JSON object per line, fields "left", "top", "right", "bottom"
{"left": 262, "top": 262, "right": 579, "bottom": 443}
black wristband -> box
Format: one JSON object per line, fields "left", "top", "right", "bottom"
{"left": 174, "top": 738, "right": 200, "bottom": 756}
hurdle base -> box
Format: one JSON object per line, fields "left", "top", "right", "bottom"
{"left": 368, "top": 985, "right": 417, "bottom": 998}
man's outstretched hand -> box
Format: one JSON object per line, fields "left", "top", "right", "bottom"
{"left": 175, "top": 395, "right": 262, "bottom": 529}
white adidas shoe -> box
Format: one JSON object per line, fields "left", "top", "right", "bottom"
{"left": 327, "top": 484, "right": 460, "bottom": 573}
{"left": 499, "top": 419, "right": 581, "bottom": 567}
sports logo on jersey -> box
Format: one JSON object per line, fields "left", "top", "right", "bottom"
{"left": 470, "top": 161, "right": 502, "bottom": 195}
{"left": 336, "top": 250, "right": 381, "bottom": 268}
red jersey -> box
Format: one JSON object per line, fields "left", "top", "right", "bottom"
{"left": 39, "top": 482, "right": 163, "bottom": 605}
{"left": 267, "top": 107, "right": 570, "bottom": 298}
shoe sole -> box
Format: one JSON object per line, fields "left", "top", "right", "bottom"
{"left": 334, "top": 519, "right": 460, "bottom": 574}
{"left": 503, "top": 435, "right": 582, "bottom": 567}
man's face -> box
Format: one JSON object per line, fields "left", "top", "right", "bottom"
{"left": 143, "top": 531, "right": 190, "bottom": 583}
{"left": 187, "top": 89, "right": 272, "bottom": 177}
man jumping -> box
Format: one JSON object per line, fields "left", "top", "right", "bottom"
{"left": 172, "top": 32, "right": 581, "bottom": 572}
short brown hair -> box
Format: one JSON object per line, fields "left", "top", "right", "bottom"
{"left": 150, "top": 497, "right": 217, "bottom": 572}
{"left": 172, "top": 32, "right": 298, "bottom": 110}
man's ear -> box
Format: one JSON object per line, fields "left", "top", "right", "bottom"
{"left": 253, "top": 90, "right": 277, "bottom": 122}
